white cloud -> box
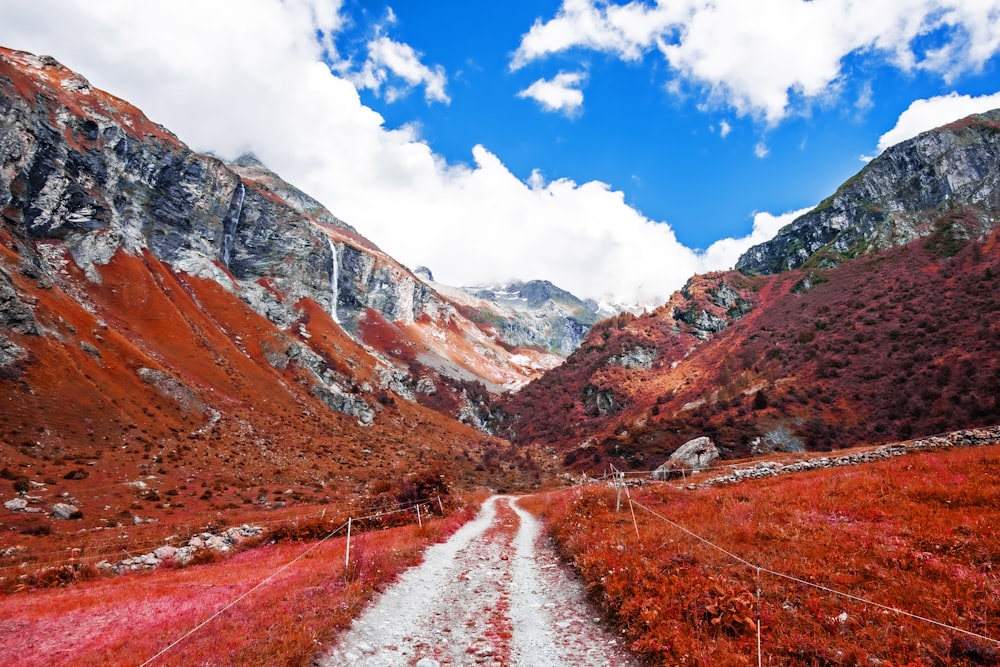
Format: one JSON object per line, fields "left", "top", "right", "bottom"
{"left": 511, "top": 0, "right": 681, "bottom": 70}
{"left": 754, "top": 141, "right": 769, "bottom": 159}
{"left": 517, "top": 71, "right": 587, "bottom": 115}
{"left": 875, "top": 91, "right": 1000, "bottom": 154}
{"left": 513, "top": 0, "right": 1000, "bottom": 124}
{"left": 699, "top": 208, "right": 811, "bottom": 271}
{"left": 1, "top": 0, "right": 754, "bottom": 308}
{"left": 718, "top": 119, "right": 731, "bottom": 138}
{"left": 350, "top": 35, "right": 450, "bottom": 104}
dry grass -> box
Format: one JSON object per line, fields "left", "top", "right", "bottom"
{"left": 0, "top": 500, "right": 479, "bottom": 666}
{"left": 521, "top": 445, "right": 1000, "bottom": 666}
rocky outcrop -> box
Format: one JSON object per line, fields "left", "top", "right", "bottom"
{"left": 582, "top": 384, "right": 624, "bottom": 416}
{"left": 608, "top": 344, "right": 657, "bottom": 369}
{"left": 668, "top": 274, "right": 755, "bottom": 340}
{"left": 737, "top": 109, "right": 1000, "bottom": 275}
{"left": 651, "top": 436, "right": 719, "bottom": 479}
{"left": 0, "top": 268, "right": 38, "bottom": 334}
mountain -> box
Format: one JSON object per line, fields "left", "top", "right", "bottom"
{"left": 499, "top": 110, "right": 1000, "bottom": 471}
{"left": 737, "top": 109, "right": 1000, "bottom": 275}
{"left": 417, "top": 276, "right": 602, "bottom": 356}
{"left": 0, "top": 46, "right": 559, "bottom": 534}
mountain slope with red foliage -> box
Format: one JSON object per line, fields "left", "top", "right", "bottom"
{"left": 500, "top": 223, "right": 1000, "bottom": 472}
{"left": 0, "top": 46, "right": 553, "bottom": 562}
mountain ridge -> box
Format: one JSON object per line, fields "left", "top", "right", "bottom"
{"left": 737, "top": 108, "right": 1000, "bottom": 275}
{"left": 498, "top": 108, "right": 1000, "bottom": 470}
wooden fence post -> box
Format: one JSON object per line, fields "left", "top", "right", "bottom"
{"left": 345, "top": 517, "right": 352, "bottom": 569}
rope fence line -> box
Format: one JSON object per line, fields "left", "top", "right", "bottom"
{"left": 138, "top": 495, "right": 445, "bottom": 665}
{"left": 137, "top": 519, "right": 351, "bottom": 667}
{"left": 621, "top": 493, "right": 1000, "bottom": 658}
{"left": 0, "top": 496, "right": 440, "bottom": 575}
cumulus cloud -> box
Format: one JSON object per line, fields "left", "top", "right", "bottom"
{"left": 510, "top": 0, "right": 680, "bottom": 70}
{"left": 699, "top": 208, "right": 811, "bottom": 271}
{"left": 513, "top": 0, "right": 1000, "bottom": 124}
{"left": 718, "top": 120, "right": 731, "bottom": 138}
{"left": 517, "top": 71, "right": 587, "bottom": 115}
{"left": 0, "top": 0, "right": 739, "bottom": 307}
{"left": 754, "top": 142, "right": 769, "bottom": 159}
{"left": 349, "top": 35, "right": 450, "bottom": 104}
{"left": 875, "top": 91, "right": 1000, "bottom": 154}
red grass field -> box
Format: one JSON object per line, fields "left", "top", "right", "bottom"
{"left": 0, "top": 498, "right": 481, "bottom": 666}
{"left": 520, "top": 444, "right": 1000, "bottom": 666}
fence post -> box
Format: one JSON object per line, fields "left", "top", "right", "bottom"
{"left": 416, "top": 503, "right": 422, "bottom": 528}
{"left": 437, "top": 495, "right": 444, "bottom": 515}
{"left": 756, "top": 565, "right": 763, "bottom": 667}
{"left": 345, "top": 517, "right": 352, "bottom": 569}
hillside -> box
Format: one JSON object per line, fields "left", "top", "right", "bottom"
{"left": 0, "top": 45, "right": 562, "bottom": 553}
{"left": 500, "top": 111, "right": 1000, "bottom": 472}
{"left": 523, "top": 441, "right": 1000, "bottom": 666}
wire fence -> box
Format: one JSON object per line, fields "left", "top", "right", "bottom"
{"left": 137, "top": 495, "right": 445, "bottom": 665}
{"left": 596, "top": 474, "right": 1000, "bottom": 665}
{"left": 0, "top": 495, "right": 441, "bottom": 576}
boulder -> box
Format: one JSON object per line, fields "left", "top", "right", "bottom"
{"left": 51, "top": 502, "right": 81, "bottom": 519}
{"left": 652, "top": 436, "right": 720, "bottom": 479}
{"left": 4, "top": 497, "right": 27, "bottom": 512}
{"left": 154, "top": 545, "right": 178, "bottom": 561}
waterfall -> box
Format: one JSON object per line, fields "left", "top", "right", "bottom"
{"left": 221, "top": 181, "right": 245, "bottom": 267}
{"left": 327, "top": 236, "right": 341, "bottom": 323}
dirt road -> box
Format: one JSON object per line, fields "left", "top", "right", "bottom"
{"left": 319, "top": 496, "right": 637, "bottom": 666}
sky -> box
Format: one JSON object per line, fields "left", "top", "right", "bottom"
{"left": 3, "top": 1, "right": 1000, "bottom": 307}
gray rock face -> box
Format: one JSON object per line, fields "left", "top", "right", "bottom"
{"left": 0, "top": 336, "right": 27, "bottom": 369}
{"left": 608, "top": 345, "right": 658, "bottom": 369}
{"left": 0, "top": 268, "right": 38, "bottom": 334}
{"left": 670, "top": 277, "right": 754, "bottom": 341}
{"left": 737, "top": 109, "right": 1000, "bottom": 275}
{"left": 582, "top": 384, "right": 623, "bottom": 416}
{"left": 651, "top": 436, "right": 719, "bottom": 479}
{"left": 461, "top": 280, "right": 599, "bottom": 355}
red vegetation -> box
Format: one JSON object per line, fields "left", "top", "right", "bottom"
{"left": 521, "top": 443, "right": 1000, "bottom": 666}
{"left": 503, "top": 227, "right": 1000, "bottom": 473}
{"left": 0, "top": 499, "right": 480, "bottom": 666}
{"left": 0, "top": 48, "right": 181, "bottom": 150}
{"left": 0, "top": 243, "right": 538, "bottom": 581}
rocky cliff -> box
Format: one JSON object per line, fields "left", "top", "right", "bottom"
{"left": 0, "top": 47, "right": 563, "bottom": 436}
{"left": 737, "top": 109, "right": 1000, "bottom": 275}
{"left": 0, "top": 46, "right": 562, "bottom": 535}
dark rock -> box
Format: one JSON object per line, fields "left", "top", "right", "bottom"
{"left": 737, "top": 109, "right": 1000, "bottom": 275}
{"left": 51, "top": 502, "right": 81, "bottom": 520}
{"left": 0, "top": 269, "right": 38, "bottom": 335}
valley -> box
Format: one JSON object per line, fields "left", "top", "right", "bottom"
{"left": 0, "top": 44, "right": 998, "bottom": 666}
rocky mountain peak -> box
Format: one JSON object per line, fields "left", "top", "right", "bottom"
{"left": 737, "top": 108, "right": 1000, "bottom": 275}
{"left": 0, "top": 45, "right": 577, "bottom": 444}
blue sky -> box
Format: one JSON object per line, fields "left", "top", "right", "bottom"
{"left": 3, "top": 1, "right": 1000, "bottom": 306}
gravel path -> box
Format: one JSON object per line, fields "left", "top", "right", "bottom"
{"left": 319, "top": 496, "right": 637, "bottom": 666}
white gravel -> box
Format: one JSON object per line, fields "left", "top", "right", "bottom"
{"left": 319, "top": 495, "right": 637, "bottom": 666}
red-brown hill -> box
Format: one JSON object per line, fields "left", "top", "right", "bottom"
{"left": 500, "top": 213, "right": 1000, "bottom": 473}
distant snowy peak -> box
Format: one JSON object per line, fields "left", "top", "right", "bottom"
{"left": 468, "top": 279, "right": 593, "bottom": 311}
{"left": 413, "top": 275, "right": 602, "bottom": 356}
